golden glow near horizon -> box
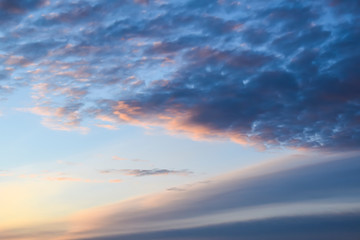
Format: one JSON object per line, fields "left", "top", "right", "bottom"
{"left": 0, "top": 0, "right": 359, "bottom": 239}
{"left": 0, "top": 181, "right": 64, "bottom": 229}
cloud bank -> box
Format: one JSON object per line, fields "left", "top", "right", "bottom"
{"left": 0, "top": 0, "right": 359, "bottom": 150}
{"left": 55, "top": 153, "right": 360, "bottom": 240}
{"left": 78, "top": 214, "right": 360, "bottom": 240}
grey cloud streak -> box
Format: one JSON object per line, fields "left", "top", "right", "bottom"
{"left": 100, "top": 168, "right": 192, "bottom": 177}
{"left": 60, "top": 153, "right": 360, "bottom": 240}
{"left": 79, "top": 214, "right": 360, "bottom": 240}
{"left": 1, "top": 153, "right": 359, "bottom": 240}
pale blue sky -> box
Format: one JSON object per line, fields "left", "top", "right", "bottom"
{"left": 0, "top": 0, "right": 359, "bottom": 239}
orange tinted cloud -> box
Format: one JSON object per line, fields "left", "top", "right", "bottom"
{"left": 107, "top": 102, "right": 250, "bottom": 146}
{"left": 109, "top": 179, "right": 122, "bottom": 183}
{"left": 112, "top": 156, "right": 127, "bottom": 161}
{"left": 94, "top": 124, "right": 118, "bottom": 130}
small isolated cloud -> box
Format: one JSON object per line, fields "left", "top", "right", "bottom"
{"left": 100, "top": 168, "right": 192, "bottom": 177}
{"left": 45, "top": 176, "right": 102, "bottom": 183}
{"left": 14, "top": 171, "right": 100, "bottom": 183}
{"left": 131, "top": 158, "right": 148, "bottom": 162}
{"left": 94, "top": 124, "right": 118, "bottom": 130}
{"left": 57, "top": 160, "right": 80, "bottom": 166}
{"left": 112, "top": 156, "right": 127, "bottom": 161}
{"left": 167, "top": 187, "right": 185, "bottom": 192}
{"left": 0, "top": 170, "right": 12, "bottom": 177}
{"left": 46, "top": 177, "right": 82, "bottom": 182}
{"left": 109, "top": 179, "right": 122, "bottom": 183}
{"left": 18, "top": 104, "right": 89, "bottom": 133}
{"left": 112, "top": 156, "right": 147, "bottom": 162}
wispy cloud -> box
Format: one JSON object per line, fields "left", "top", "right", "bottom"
{"left": 57, "top": 160, "right": 81, "bottom": 166}
{"left": 112, "top": 156, "right": 128, "bottom": 161}
{"left": 167, "top": 187, "right": 186, "bottom": 192}
{"left": 46, "top": 176, "right": 83, "bottom": 182}
{"left": 108, "top": 179, "right": 122, "bottom": 183}
{"left": 111, "top": 156, "right": 147, "bottom": 162}
{"left": 100, "top": 168, "right": 192, "bottom": 177}
{"left": 0, "top": 169, "right": 12, "bottom": 177}
{"left": 94, "top": 124, "right": 118, "bottom": 130}
{"left": 13, "top": 171, "right": 102, "bottom": 183}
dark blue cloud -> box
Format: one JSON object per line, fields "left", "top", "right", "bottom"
{"left": 79, "top": 213, "right": 360, "bottom": 240}
{"left": 0, "top": 0, "right": 47, "bottom": 14}
{"left": 0, "top": 0, "right": 359, "bottom": 149}
{"left": 241, "top": 28, "right": 270, "bottom": 46}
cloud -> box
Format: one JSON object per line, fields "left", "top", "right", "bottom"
{"left": 108, "top": 179, "right": 122, "bottom": 183}
{"left": 1, "top": 153, "right": 359, "bottom": 239}
{"left": 79, "top": 214, "right": 360, "bottom": 240}
{"left": 167, "top": 187, "right": 185, "bottom": 192}
{"left": 133, "top": 0, "right": 149, "bottom": 5}
{"left": 19, "top": 104, "right": 88, "bottom": 133}
{"left": 57, "top": 153, "right": 360, "bottom": 240}
{"left": 14, "top": 171, "right": 101, "bottom": 183}
{"left": 111, "top": 156, "right": 147, "bottom": 162}
{"left": 0, "top": 0, "right": 48, "bottom": 14}
{"left": 112, "top": 156, "right": 127, "bottom": 161}
{"left": 94, "top": 124, "right": 118, "bottom": 130}
{"left": 0, "top": 0, "right": 358, "bottom": 150}
{"left": 5, "top": 55, "right": 32, "bottom": 66}
{"left": 46, "top": 177, "right": 83, "bottom": 182}
{"left": 0, "top": 170, "right": 12, "bottom": 177}
{"left": 100, "top": 168, "right": 192, "bottom": 177}
{"left": 57, "top": 160, "right": 81, "bottom": 166}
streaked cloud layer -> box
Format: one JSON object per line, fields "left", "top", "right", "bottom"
{"left": 78, "top": 214, "right": 360, "bottom": 240}
{"left": 2, "top": 153, "right": 359, "bottom": 240}
{"left": 1, "top": 0, "right": 359, "bottom": 149}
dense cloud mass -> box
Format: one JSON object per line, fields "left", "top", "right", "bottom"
{"left": 1, "top": 0, "right": 359, "bottom": 149}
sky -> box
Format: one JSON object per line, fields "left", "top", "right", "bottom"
{"left": 0, "top": 0, "right": 359, "bottom": 239}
